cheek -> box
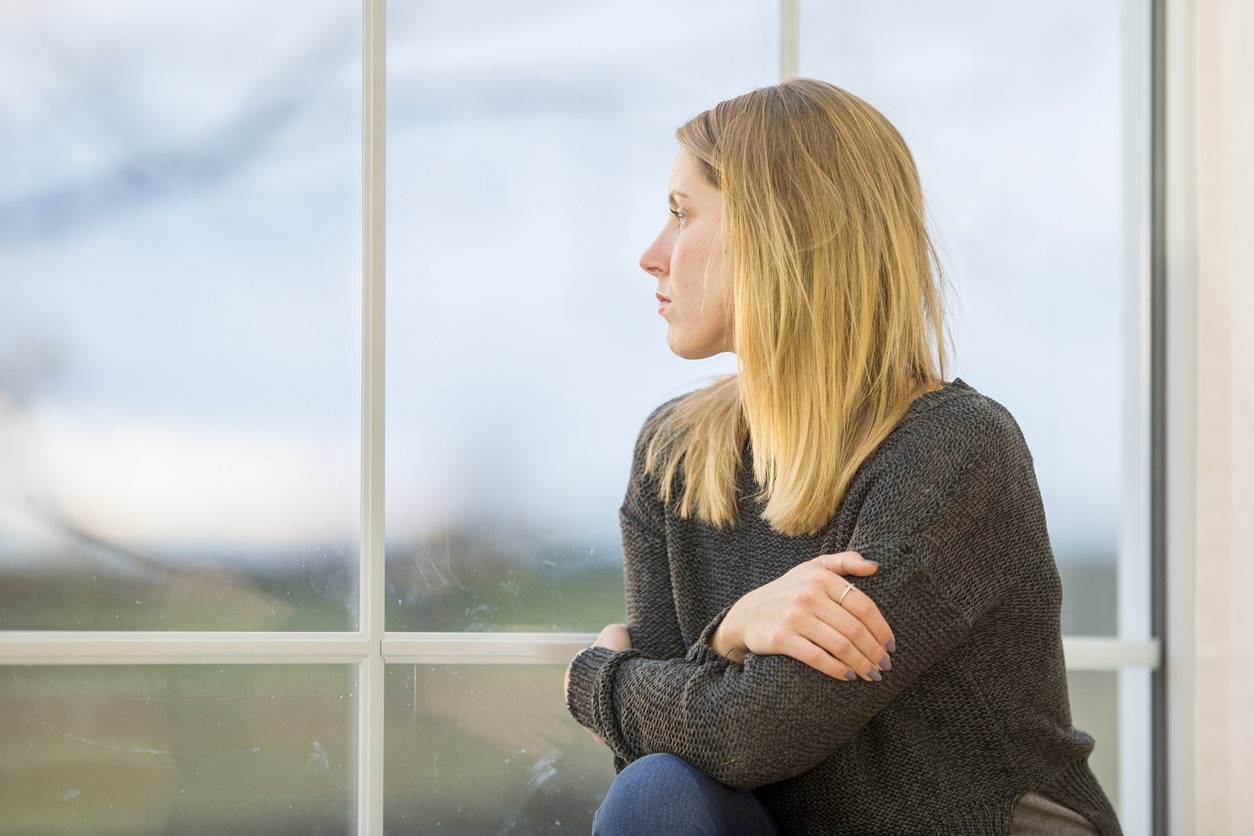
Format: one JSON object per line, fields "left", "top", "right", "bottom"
{"left": 671, "top": 234, "right": 713, "bottom": 284}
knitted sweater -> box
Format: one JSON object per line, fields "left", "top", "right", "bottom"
{"left": 565, "top": 378, "right": 1123, "bottom": 835}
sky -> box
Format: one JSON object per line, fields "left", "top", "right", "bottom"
{"left": 0, "top": 0, "right": 1136, "bottom": 578}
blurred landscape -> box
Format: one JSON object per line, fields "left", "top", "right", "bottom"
{"left": 1, "top": 0, "right": 1133, "bottom": 831}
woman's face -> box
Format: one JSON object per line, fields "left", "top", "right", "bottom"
{"left": 638, "top": 146, "right": 734, "bottom": 359}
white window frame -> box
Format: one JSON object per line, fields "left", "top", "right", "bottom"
{"left": 0, "top": 2, "right": 1164, "bottom": 834}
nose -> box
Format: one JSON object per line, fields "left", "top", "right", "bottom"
{"left": 639, "top": 226, "right": 669, "bottom": 277}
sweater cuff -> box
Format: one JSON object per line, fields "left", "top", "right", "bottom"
{"left": 686, "top": 602, "right": 739, "bottom": 665}
{"left": 565, "top": 645, "right": 649, "bottom": 744}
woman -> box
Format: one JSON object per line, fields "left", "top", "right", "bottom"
{"left": 564, "top": 78, "right": 1122, "bottom": 835}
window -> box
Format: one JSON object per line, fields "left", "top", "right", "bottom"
{"left": 0, "top": 2, "right": 1160, "bottom": 832}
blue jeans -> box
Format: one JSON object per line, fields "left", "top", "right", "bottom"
{"left": 592, "top": 753, "right": 784, "bottom": 835}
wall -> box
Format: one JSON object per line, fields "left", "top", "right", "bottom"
{"left": 1166, "top": 0, "right": 1254, "bottom": 832}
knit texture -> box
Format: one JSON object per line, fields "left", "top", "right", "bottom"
{"left": 565, "top": 378, "right": 1123, "bottom": 835}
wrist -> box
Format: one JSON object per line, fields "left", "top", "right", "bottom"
{"left": 711, "top": 607, "right": 746, "bottom": 664}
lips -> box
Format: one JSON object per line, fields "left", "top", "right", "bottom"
{"left": 656, "top": 292, "right": 671, "bottom": 303}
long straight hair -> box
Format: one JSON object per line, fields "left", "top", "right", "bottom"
{"left": 644, "top": 78, "right": 953, "bottom": 537}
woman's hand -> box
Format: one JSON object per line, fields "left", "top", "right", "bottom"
{"left": 565, "top": 623, "right": 633, "bottom": 746}
{"left": 711, "top": 551, "right": 896, "bottom": 682}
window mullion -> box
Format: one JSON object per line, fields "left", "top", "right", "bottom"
{"left": 358, "top": 0, "right": 387, "bottom": 833}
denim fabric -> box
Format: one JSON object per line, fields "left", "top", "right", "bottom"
{"left": 592, "top": 753, "right": 783, "bottom": 835}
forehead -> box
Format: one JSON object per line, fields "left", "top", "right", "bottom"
{"left": 667, "top": 146, "right": 702, "bottom": 193}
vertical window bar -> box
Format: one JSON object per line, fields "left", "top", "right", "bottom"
{"left": 1118, "top": 0, "right": 1154, "bottom": 832}
{"left": 359, "top": 0, "right": 387, "bottom": 832}
{"left": 780, "top": 0, "right": 800, "bottom": 81}
{"left": 1155, "top": 0, "right": 1190, "bottom": 832}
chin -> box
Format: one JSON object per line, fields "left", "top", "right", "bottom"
{"left": 668, "top": 340, "right": 721, "bottom": 360}
{"left": 666, "top": 326, "right": 732, "bottom": 360}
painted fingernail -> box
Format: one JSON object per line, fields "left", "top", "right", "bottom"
{"left": 844, "top": 670, "right": 857, "bottom": 681}
{"left": 885, "top": 639, "right": 896, "bottom": 653}
{"left": 879, "top": 656, "right": 892, "bottom": 671}
{"left": 867, "top": 669, "right": 882, "bottom": 682}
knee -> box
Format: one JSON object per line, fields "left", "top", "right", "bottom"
{"left": 594, "top": 754, "right": 780, "bottom": 836}
{"left": 593, "top": 753, "right": 708, "bottom": 825}
{"left": 607, "top": 752, "right": 705, "bottom": 800}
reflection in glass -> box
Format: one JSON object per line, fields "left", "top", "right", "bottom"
{"left": 0, "top": 0, "right": 362, "bottom": 630}
{"left": 0, "top": 665, "right": 355, "bottom": 835}
{"left": 385, "top": 663, "right": 612, "bottom": 833}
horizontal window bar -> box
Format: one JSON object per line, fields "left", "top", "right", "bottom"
{"left": 381, "top": 633, "right": 1162, "bottom": 670}
{"left": 382, "top": 632, "right": 595, "bottom": 665}
{"left": 0, "top": 632, "right": 373, "bottom": 664}
{"left": 0, "top": 632, "right": 1160, "bottom": 670}
{"left": 1061, "top": 637, "right": 1160, "bottom": 670}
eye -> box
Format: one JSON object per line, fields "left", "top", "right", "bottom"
{"left": 670, "top": 207, "right": 686, "bottom": 226}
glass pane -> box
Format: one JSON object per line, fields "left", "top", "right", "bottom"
{"left": 385, "top": 663, "right": 611, "bottom": 833}
{"left": 384, "top": 0, "right": 773, "bottom": 631}
{"left": 0, "top": 665, "right": 355, "bottom": 835}
{"left": 1067, "top": 671, "right": 1119, "bottom": 812}
{"left": 0, "top": 0, "right": 361, "bottom": 630}
{"left": 798, "top": 1, "right": 1133, "bottom": 636}
{"left": 382, "top": 665, "right": 1119, "bottom": 830}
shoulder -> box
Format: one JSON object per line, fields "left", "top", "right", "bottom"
{"left": 877, "top": 382, "right": 1036, "bottom": 487}
{"left": 908, "top": 378, "right": 1027, "bottom": 443}
{"left": 632, "top": 389, "right": 697, "bottom": 452}
{"left": 621, "top": 390, "right": 695, "bottom": 503}
{"left": 642, "top": 390, "right": 694, "bottom": 429}
{"left": 844, "top": 385, "right": 1046, "bottom": 559}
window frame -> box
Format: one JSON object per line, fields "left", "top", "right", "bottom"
{"left": 0, "top": 2, "right": 1165, "bottom": 833}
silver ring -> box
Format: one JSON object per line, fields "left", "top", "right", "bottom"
{"left": 838, "top": 581, "right": 855, "bottom": 605}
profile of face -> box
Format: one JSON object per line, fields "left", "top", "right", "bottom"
{"left": 638, "top": 146, "right": 734, "bottom": 359}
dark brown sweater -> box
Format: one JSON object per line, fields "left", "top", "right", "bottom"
{"left": 565, "top": 378, "right": 1123, "bottom": 835}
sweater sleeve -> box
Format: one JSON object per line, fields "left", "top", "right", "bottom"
{"left": 618, "top": 400, "right": 687, "bottom": 661}
{"left": 565, "top": 407, "right": 1040, "bottom": 792}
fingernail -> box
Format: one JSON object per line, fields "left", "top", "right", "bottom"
{"left": 879, "top": 656, "right": 892, "bottom": 671}
{"left": 844, "top": 670, "right": 857, "bottom": 681}
{"left": 862, "top": 560, "right": 878, "bottom": 566}
{"left": 867, "top": 669, "right": 882, "bottom": 682}
{"left": 885, "top": 638, "right": 896, "bottom": 653}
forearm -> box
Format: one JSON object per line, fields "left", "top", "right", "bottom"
{"left": 566, "top": 549, "right": 972, "bottom": 792}
{"left": 567, "top": 408, "right": 1035, "bottom": 791}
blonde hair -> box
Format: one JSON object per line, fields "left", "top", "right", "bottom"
{"left": 645, "top": 77, "right": 953, "bottom": 537}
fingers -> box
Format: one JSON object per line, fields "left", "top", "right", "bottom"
{"left": 775, "top": 582, "right": 888, "bottom": 681}
{"left": 778, "top": 618, "right": 882, "bottom": 683}
{"left": 813, "top": 552, "right": 897, "bottom": 655}
{"left": 826, "top": 573, "right": 896, "bottom": 656}
{"left": 811, "top": 603, "right": 889, "bottom": 681}
{"left": 814, "top": 550, "right": 879, "bottom": 577}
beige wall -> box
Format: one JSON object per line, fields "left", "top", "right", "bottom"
{"left": 1166, "top": 0, "right": 1254, "bottom": 833}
